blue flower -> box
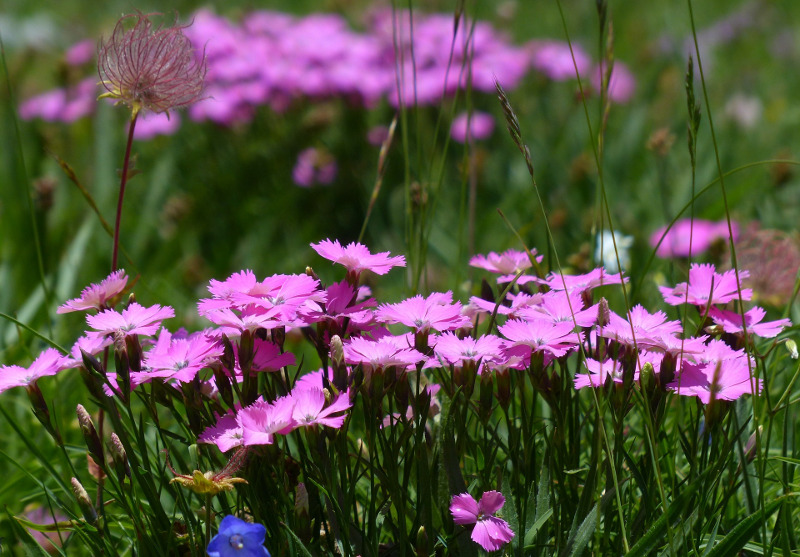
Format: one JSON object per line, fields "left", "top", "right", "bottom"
{"left": 207, "top": 515, "right": 271, "bottom": 557}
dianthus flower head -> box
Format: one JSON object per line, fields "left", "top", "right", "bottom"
{"left": 376, "top": 291, "right": 471, "bottom": 334}
{"left": 98, "top": 11, "right": 206, "bottom": 115}
{"left": 87, "top": 302, "right": 174, "bottom": 338}
{"left": 450, "top": 491, "right": 515, "bottom": 552}
{"left": 57, "top": 270, "right": 129, "bottom": 313}
{"left": 660, "top": 263, "right": 752, "bottom": 307}
{"left": 0, "top": 348, "right": 69, "bottom": 393}
{"left": 469, "top": 248, "right": 542, "bottom": 284}
{"left": 311, "top": 239, "right": 406, "bottom": 278}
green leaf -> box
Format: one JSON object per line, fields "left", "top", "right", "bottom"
{"left": 281, "top": 521, "right": 315, "bottom": 557}
{"left": 625, "top": 484, "right": 697, "bottom": 557}
{"left": 524, "top": 508, "right": 553, "bottom": 549}
{"left": 701, "top": 499, "right": 782, "bottom": 557}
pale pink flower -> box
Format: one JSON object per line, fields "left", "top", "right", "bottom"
{"left": 376, "top": 292, "right": 471, "bottom": 334}
{"left": 57, "top": 270, "right": 129, "bottom": 313}
{"left": 660, "top": 264, "right": 751, "bottom": 306}
{"left": 0, "top": 348, "right": 69, "bottom": 393}
{"left": 450, "top": 491, "right": 515, "bottom": 552}
{"left": 87, "top": 302, "right": 174, "bottom": 338}
{"left": 591, "top": 61, "right": 636, "bottom": 103}
{"left": 708, "top": 306, "right": 791, "bottom": 338}
{"left": 599, "top": 305, "right": 682, "bottom": 348}
{"left": 517, "top": 290, "right": 597, "bottom": 328}
{"left": 311, "top": 239, "right": 406, "bottom": 277}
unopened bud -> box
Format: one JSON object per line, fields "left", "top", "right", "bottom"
{"left": 495, "top": 368, "right": 511, "bottom": 410}
{"left": 415, "top": 525, "right": 428, "bottom": 557}
{"left": 76, "top": 404, "right": 103, "bottom": 465}
{"left": 330, "top": 335, "right": 344, "bottom": 366}
{"left": 71, "top": 477, "right": 97, "bottom": 524}
{"left": 110, "top": 432, "right": 131, "bottom": 482}
{"left": 305, "top": 266, "right": 319, "bottom": 282}
{"left": 596, "top": 297, "right": 610, "bottom": 328}
{"left": 124, "top": 334, "right": 143, "bottom": 372}
{"left": 640, "top": 362, "right": 656, "bottom": 394}
{"left": 744, "top": 426, "right": 763, "bottom": 463}
{"left": 27, "top": 383, "right": 62, "bottom": 446}
{"left": 786, "top": 339, "right": 798, "bottom": 360}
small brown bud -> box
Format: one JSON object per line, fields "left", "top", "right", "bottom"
{"left": 77, "top": 404, "right": 103, "bottom": 464}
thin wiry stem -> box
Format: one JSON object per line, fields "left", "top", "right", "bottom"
{"left": 111, "top": 109, "right": 139, "bottom": 272}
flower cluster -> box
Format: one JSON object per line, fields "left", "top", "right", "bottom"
{"left": 20, "top": 9, "right": 634, "bottom": 137}
{"left": 1, "top": 241, "right": 788, "bottom": 554}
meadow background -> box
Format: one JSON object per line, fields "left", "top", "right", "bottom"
{"left": 1, "top": 0, "right": 799, "bottom": 554}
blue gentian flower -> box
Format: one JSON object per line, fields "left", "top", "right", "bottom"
{"left": 207, "top": 515, "right": 271, "bottom": 557}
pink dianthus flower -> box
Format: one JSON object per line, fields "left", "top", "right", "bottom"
{"left": 58, "top": 270, "right": 129, "bottom": 313}
{"left": 311, "top": 239, "right": 406, "bottom": 278}
{"left": 0, "top": 348, "right": 69, "bottom": 393}
{"left": 450, "top": 491, "right": 515, "bottom": 552}
{"left": 659, "top": 264, "right": 751, "bottom": 307}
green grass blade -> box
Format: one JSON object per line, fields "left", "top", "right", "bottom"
{"left": 701, "top": 499, "right": 782, "bottom": 557}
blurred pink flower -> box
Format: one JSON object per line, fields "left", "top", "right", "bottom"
{"left": 65, "top": 39, "right": 95, "bottom": 65}
{"left": 530, "top": 40, "right": 591, "bottom": 81}
{"left": 292, "top": 147, "right": 337, "bottom": 187}
{"left": 650, "top": 218, "right": 738, "bottom": 258}
{"left": 469, "top": 248, "right": 542, "bottom": 284}
{"left": 450, "top": 491, "right": 515, "bottom": 552}
{"left": 591, "top": 61, "right": 636, "bottom": 103}
{"left": 450, "top": 111, "right": 495, "bottom": 143}
{"left": 542, "top": 267, "right": 626, "bottom": 295}
{"left": 58, "top": 270, "right": 129, "bottom": 314}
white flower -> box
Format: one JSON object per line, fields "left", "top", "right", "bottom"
{"left": 596, "top": 230, "right": 633, "bottom": 273}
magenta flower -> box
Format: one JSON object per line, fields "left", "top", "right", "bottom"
{"left": 517, "top": 290, "right": 597, "bottom": 328}
{"left": 238, "top": 397, "right": 297, "bottom": 446}
{"left": 574, "top": 358, "right": 630, "bottom": 389}
{"left": 311, "top": 239, "right": 406, "bottom": 278}
{"left": 98, "top": 12, "right": 206, "bottom": 114}
{"left": 542, "top": 267, "right": 626, "bottom": 295}
{"left": 499, "top": 318, "right": 581, "bottom": 361}
{"left": 0, "top": 348, "right": 69, "bottom": 393}
{"left": 450, "top": 491, "right": 515, "bottom": 552}
{"left": 669, "top": 355, "right": 759, "bottom": 403}
{"left": 139, "top": 329, "right": 222, "bottom": 383}
{"left": 57, "top": 270, "right": 129, "bottom": 313}
{"left": 377, "top": 292, "right": 471, "bottom": 334}
{"left": 650, "top": 219, "right": 738, "bottom": 258}
{"left": 660, "top": 264, "right": 752, "bottom": 306}
{"left": 87, "top": 302, "right": 174, "bottom": 338}
{"left": 232, "top": 274, "right": 324, "bottom": 323}
{"left": 599, "top": 305, "right": 682, "bottom": 348}
{"left": 469, "top": 249, "right": 542, "bottom": 284}
{"left": 290, "top": 386, "right": 352, "bottom": 428}
{"left": 450, "top": 111, "right": 495, "bottom": 143}
{"left": 430, "top": 332, "right": 505, "bottom": 368}
{"left": 343, "top": 336, "right": 426, "bottom": 372}
{"left": 199, "top": 411, "right": 244, "bottom": 452}
{"left": 708, "top": 306, "right": 791, "bottom": 338}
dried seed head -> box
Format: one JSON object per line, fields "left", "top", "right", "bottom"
{"left": 98, "top": 11, "right": 206, "bottom": 115}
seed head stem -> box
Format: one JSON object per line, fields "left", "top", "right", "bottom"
{"left": 111, "top": 109, "right": 139, "bottom": 272}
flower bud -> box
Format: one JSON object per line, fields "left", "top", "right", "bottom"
{"left": 640, "top": 361, "right": 656, "bottom": 395}
{"left": 27, "top": 383, "right": 62, "bottom": 446}
{"left": 744, "top": 426, "right": 762, "bottom": 464}
{"left": 415, "top": 525, "right": 428, "bottom": 557}
{"left": 71, "top": 477, "right": 97, "bottom": 524}
{"left": 110, "top": 432, "right": 131, "bottom": 482}
{"left": 77, "top": 404, "right": 103, "bottom": 465}
{"left": 785, "top": 339, "right": 798, "bottom": 360}
{"left": 596, "top": 297, "right": 610, "bottom": 328}
{"left": 495, "top": 368, "right": 511, "bottom": 410}
{"left": 124, "top": 334, "right": 143, "bottom": 372}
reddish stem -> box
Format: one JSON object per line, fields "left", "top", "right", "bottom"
{"left": 111, "top": 110, "right": 139, "bottom": 271}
